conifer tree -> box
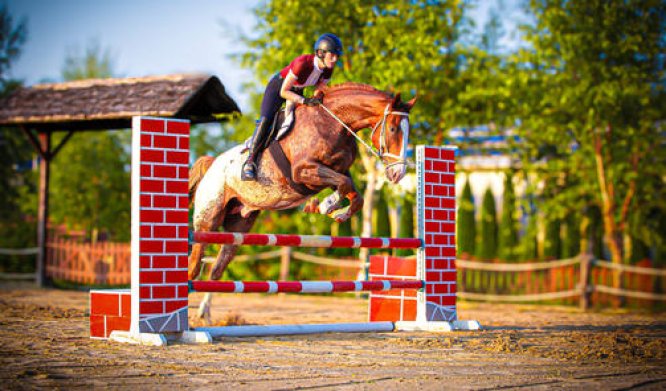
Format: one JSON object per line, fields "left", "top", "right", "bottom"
{"left": 499, "top": 172, "right": 518, "bottom": 261}
{"left": 457, "top": 178, "right": 476, "bottom": 258}
{"left": 478, "top": 187, "right": 498, "bottom": 260}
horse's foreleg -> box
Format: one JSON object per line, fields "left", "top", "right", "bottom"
{"left": 293, "top": 162, "right": 362, "bottom": 223}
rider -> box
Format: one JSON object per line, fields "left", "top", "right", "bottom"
{"left": 241, "top": 33, "right": 343, "bottom": 181}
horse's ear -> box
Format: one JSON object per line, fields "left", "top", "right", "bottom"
{"left": 392, "top": 93, "right": 401, "bottom": 107}
{"left": 405, "top": 95, "right": 417, "bottom": 111}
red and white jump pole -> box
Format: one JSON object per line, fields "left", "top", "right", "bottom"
{"left": 89, "top": 116, "right": 479, "bottom": 346}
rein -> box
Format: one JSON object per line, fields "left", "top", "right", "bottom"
{"left": 319, "top": 103, "right": 409, "bottom": 168}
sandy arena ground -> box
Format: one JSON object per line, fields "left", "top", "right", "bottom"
{"left": 0, "top": 283, "right": 664, "bottom": 390}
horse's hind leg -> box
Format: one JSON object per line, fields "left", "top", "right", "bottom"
{"left": 197, "top": 210, "right": 260, "bottom": 321}
{"left": 209, "top": 210, "right": 260, "bottom": 280}
{"left": 189, "top": 203, "right": 226, "bottom": 280}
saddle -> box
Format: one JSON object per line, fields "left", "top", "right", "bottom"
{"left": 242, "top": 109, "right": 296, "bottom": 153}
{"left": 241, "top": 109, "right": 317, "bottom": 196}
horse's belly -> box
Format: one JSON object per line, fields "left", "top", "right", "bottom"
{"left": 196, "top": 145, "right": 308, "bottom": 209}
{"left": 227, "top": 158, "right": 307, "bottom": 209}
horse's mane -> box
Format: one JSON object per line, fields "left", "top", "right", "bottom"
{"left": 324, "top": 82, "right": 392, "bottom": 99}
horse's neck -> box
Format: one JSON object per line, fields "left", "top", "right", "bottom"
{"left": 325, "top": 94, "right": 387, "bottom": 131}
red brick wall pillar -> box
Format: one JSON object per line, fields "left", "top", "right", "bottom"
{"left": 416, "top": 145, "right": 457, "bottom": 322}
{"left": 369, "top": 145, "right": 457, "bottom": 323}
{"left": 130, "top": 116, "right": 190, "bottom": 334}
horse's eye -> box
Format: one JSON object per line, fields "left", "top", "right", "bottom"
{"left": 390, "top": 126, "right": 397, "bottom": 133}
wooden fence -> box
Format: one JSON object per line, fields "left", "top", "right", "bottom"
{"left": 46, "top": 237, "right": 131, "bottom": 285}
{"left": 457, "top": 255, "right": 666, "bottom": 309}
{"left": 42, "top": 240, "right": 360, "bottom": 285}
{"left": 36, "top": 238, "right": 666, "bottom": 309}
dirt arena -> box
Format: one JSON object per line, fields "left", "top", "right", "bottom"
{"left": 0, "top": 283, "right": 664, "bottom": 390}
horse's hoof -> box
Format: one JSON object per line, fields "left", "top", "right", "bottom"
{"left": 319, "top": 192, "right": 342, "bottom": 215}
{"left": 303, "top": 198, "right": 320, "bottom": 213}
{"left": 329, "top": 207, "right": 351, "bottom": 222}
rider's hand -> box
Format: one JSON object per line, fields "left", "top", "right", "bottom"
{"left": 303, "top": 97, "right": 322, "bottom": 106}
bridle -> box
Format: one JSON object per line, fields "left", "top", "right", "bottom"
{"left": 319, "top": 102, "right": 410, "bottom": 169}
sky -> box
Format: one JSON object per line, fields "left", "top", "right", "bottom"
{"left": 5, "top": 0, "right": 523, "bottom": 112}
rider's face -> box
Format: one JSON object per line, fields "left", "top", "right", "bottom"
{"left": 320, "top": 51, "right": 339, "bottom": 69}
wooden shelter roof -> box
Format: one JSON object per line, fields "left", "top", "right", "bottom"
{"left": 0, "top": 74, "right": 241, "bottom": 131}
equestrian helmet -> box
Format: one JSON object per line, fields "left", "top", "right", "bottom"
{"left": 314, "top": 33, "right": 343, "bottom": 56}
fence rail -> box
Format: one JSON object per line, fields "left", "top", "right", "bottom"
{"left": 13, "top": 237, "right": 663, "bottom": 309}
{"left": 457, "top": 255, "right": 665, "bottom": 309}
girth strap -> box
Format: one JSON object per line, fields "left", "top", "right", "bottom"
{"left": 268, "top": 141, "right": 319, "bottom": 196}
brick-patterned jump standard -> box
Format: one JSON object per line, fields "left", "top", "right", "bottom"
{"left": 90, "top": 116, "right": 478, "bottom": 346}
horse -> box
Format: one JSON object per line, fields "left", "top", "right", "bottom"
{"left": 188, "top": 82, "right": 416, "bottom": 281}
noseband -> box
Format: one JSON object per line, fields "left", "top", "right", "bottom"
{"left": 370, "top": 104, "right": 410, "bottom": 168}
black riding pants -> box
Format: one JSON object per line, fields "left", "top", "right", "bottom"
{"left": 260, "top": 74, "right": 303, "bottom": 125}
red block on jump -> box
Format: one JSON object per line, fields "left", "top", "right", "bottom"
{"left": 141, "top": 118, "right": 165, "bottom": 133}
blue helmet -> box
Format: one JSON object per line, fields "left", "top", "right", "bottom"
{"left": 314, "top": 33, "right": 343, "bottom": 56}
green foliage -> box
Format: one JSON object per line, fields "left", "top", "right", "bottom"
{"left": 396, "top": 197, "right": 415, "bottom": 257}
{"left": 561, "top": 212, "right": 580, "bottom": 259}
{"left": 62, "top": 40, "right": 114, "bottom": 80}
{"left": 0, "top": 6, "right": 33, "bottom": 272}
{"left": 0, "top": 5, "right": 27, "bottom": 88}
{"left": 498, "top": 172, "right": 519, "bottom": 261}
{"left": 237, "top": 0, "right": 476, "bottom": 143}
{"left": 456, "top": 178, "right": 475, "bottom": 258}
{"left": 508, "top": 0, "right": 666, "bottom": 264}
{"left": 543, "top": 217, "right": 561, "bottom": 260}
{"left": 478, "top": 187, "right": 498, "bottom": 260}
{"left": 520, "top": 210, "right": 539, "bottom": 261}
{"left": 49, "top": 131, "right": 131, "bottom": 240}
{"left": 38, "top": 42, "right": 132, "bottom": 241}
{"left": 630, "top": 235, "right": 651, "bottom": 264}
{"left": 587, "top": 206, "right": 605, "bottom": 259}
{"left": 373, "top": 187, "right": 391, "bottom": 238}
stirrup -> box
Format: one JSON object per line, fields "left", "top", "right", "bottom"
{"left": 241, "top": 160, "right": 257, "bottom": 181}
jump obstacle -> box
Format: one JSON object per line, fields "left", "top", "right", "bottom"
{"left": 89, "top": 116, "right": 479, "bottom": 346}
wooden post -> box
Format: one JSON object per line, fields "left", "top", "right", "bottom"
{"left": 280, "top": 247, "right": 291, "bottom": 281}
{"left": 36, "top": 132, "right": 51, "bottom": 287}
{"left": 579, "top": 254, "right": 592, "bottom": 310}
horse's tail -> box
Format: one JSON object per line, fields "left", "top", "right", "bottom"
{"left": 189, "top": 156, "right": 215, "bottom": 204}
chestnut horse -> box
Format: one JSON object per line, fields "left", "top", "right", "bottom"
{"left": 189, "top": 82, "right": 416, "bottom": 280}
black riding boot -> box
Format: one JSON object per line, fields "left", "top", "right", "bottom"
{"left": 241, "top": 117, "right": 270, "bottom": 181}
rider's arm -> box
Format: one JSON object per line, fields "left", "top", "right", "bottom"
{"left": 313, "top": 79, "right": 328, "bottom": 99}
{"left": 280, "top": 73, "right": 306, "bottom": 104}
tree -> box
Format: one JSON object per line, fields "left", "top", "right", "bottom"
{"left": 543, "top": 217, "right": 561, "bottom": 260}
{"left": 498, "top": 171, "right": 519, "bottom": 260}
{"left": 561, "top": 212, "right": 580, "bottom": 259}
{"left": 0, "top": 6, "right": 34, "bottom": 272}
{"left": 478, "top": 187, "right": 498, "bottom": 260}
{"left": 234, "top": 1, "right": 479, "bottom": 274}
{"left": 509, "top": 0, "right": 666, "bottom": 274}
{"left": 47, "top": 43, "right": 132, "bottom": 240}
{"left": 457, "top": 178, "right": 476, "bottom": 258}
{"left": 396, "top": 195, "right": 415, "bottom": 257}
{"left": 61, "top": 40, "right": 113, "bottom": 81}
{"left": 373, "top": 187, "right": 391, "bottom": 238}
{"left": 521, "top": 210, "right": 539, "bottom": 261}
{"left": 0, "top": 5, "right": 27, "bottom": 91}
